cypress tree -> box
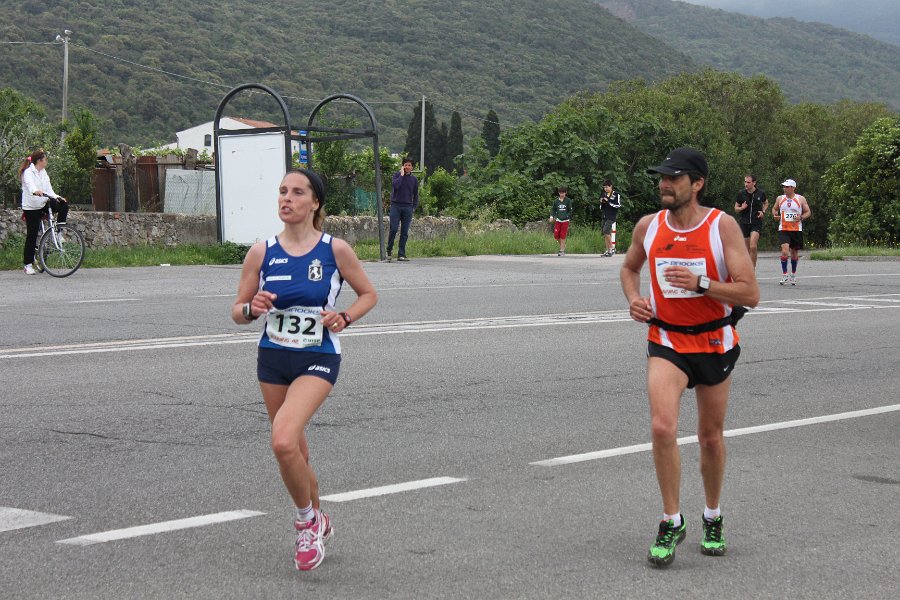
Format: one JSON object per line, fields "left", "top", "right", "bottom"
{"left": 422, "top": 101, "right": 443, "bottom": 173}
{"left": 403, "top": 103, "right": 421, "bottom": 161}
{"left": 447, "top": 111, "right": 464, "bottom": 173}
{"left": 404, "top": 100, "right": 445, "bottom": 173}
{"left": 482, "top": 108, "right": 500, "bottom": 157}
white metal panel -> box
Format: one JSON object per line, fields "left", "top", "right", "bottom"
{"left": 217, "top": 132, "right": 286, "bottom": 244}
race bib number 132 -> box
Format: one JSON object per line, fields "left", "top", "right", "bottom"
{"left": 265, "top": 306, "right": 324, "bottom": 348}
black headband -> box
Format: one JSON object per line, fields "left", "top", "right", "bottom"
{"left": 293, "top": 168, "right": 326, "bottom": 204}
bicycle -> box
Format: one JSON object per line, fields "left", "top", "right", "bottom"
{"left": 33, "top": 198, "right": 86, "bottom": 277}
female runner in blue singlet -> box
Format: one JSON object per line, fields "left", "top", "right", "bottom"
{"left": 232, "top": 169, "right": 377, "bottom": 571}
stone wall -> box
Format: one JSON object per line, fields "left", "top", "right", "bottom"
{"left": 1, "top": 209, "right": 463, "bottom": 248}
{"left": 0, "top": 209, "right": 216, "bottom": 248}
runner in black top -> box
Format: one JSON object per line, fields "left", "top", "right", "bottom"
{"left": 734, "top": 174, "right": 768, "bottom": 268}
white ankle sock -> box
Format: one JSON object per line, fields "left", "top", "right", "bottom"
{"left": 704, "top": 506, "right": 721, "bottom": 520}
{"left": 663, "top": 512, "right": 682, "bottom": 527}
{"left": 295, "top": 503, "right": 315, "bottom": 523}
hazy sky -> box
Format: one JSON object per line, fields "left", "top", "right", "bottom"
{"left": 680, "top": 0, "right": 899, "bottom": 45}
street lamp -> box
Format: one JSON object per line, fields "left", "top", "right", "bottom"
{"left": 55, "top": 29, "right": 72, "bottom": 136}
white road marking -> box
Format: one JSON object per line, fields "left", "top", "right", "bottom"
{"left": 320, "top": 477, "right": 467, "bottom": 503}
{"left": 3, "top": 294, "right": 899, "bottom": 360}
{"left": 0, "top": 507, "right": 71, "bottom": 533}
{"left": 531, "top": 404, "right": 900, "bottom": 467}
{"left": 378, "top": 282, "right": 604, "bottom": 291}
{"left": 68, "top": 298, "right": 141, "bottom": 304}
{"left": 55, "top": 510, "right": 265, "bottom": 546}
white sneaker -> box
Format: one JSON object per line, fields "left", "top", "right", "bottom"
{"left": 23, "top": 264, "right": 35, "bottom": 275}
{"left": 789, "top": 274, "right": 797, "bottom": 285}
{"left": 779, "top": 274, "right": 789, "bottom": 285}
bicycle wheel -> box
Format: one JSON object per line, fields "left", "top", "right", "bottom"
{"left": 38, "top": 225, "right": 86, "bottom": 277}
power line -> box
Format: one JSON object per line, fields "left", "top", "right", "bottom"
{"left": 4, "top": 37, "right": 516, "bottom": 130}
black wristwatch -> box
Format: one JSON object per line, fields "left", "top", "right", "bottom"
{"left": 242, "top": 302, "right": 257, "bottom": 321}
{"left": 697, "top": 275, "right": 711, "bottom": 294}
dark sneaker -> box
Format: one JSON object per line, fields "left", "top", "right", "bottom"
{"left": 700, "top": 515, "right": 727, "bottom": 556}
{"left": 397, "top": 255, "right": 409, "bottom": 262}
{"left": 647, "top": 516, "right": 687, "bottom": 567}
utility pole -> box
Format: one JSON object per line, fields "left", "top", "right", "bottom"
{"left": 55, "top": 29, "right": 72, "bottom": 140}
{"left": 420, "top": 95, "right": 425, "bottom": 172}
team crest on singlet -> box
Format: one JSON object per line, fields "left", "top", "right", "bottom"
{"left": 308, "top": 259, "right": 323, "bottom": 282}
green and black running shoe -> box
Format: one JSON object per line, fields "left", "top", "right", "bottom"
{"left": 700, "top": 515, "right": 727, "bottom": 556}
{"left": 647, "top": 516, "right": 687, "bottom": 567}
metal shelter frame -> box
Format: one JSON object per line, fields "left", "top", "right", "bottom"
{"left": 214, "top": 87, "right": 385, "bottom": 256}
{"left": 301, "top": 93, "right": 386, "bottom": 260}
{"left": 213, "top": 83, "right": 292, "bottom": 243}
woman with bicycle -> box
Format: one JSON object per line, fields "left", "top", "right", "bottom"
{"left": 19, "top": 149, "right": 68, "bottom": 275}
{"left": 231, "top": 168, "right": 377, "bottom": 571}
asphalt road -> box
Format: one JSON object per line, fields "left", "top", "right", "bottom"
{"left": 1, "top": 252, "right": 898, "bottom": 599}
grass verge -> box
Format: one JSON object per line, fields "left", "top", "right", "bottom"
{"left": 5, "top": 228, "right": 896, "bottom": 270}
{"left": 809, "top": 246, "right": 900, "bottom": 260}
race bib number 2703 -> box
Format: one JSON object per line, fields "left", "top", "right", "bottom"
{"left": 265, "top": 306, "right": 324, "bottom": 348}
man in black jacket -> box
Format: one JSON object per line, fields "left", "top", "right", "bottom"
{"left": 734, "top": 174, "right": 768, "bottom": 268}
{"left": 600, "top": 180, "right": 622, "bottom": 256}
{"left": 387, "top": 157, "right": 419, "bottom": 261}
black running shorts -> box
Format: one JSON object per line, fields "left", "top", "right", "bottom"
{"left": 647, "top": 342, "right": 741, "bottom": 389}
{"left": 777, "top": 230, "right": 804, "bottom": 249}
{"left": 739, "top": 221, "right": 762, "bottom": 237}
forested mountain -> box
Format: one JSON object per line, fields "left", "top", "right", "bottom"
{"left": 680, "top": 0, "right": 900, "bottom": 47}
{"left": 1, "top": 0, "right": 897, "bottom": 151}
{"left": 0, "top": 0, "right": 689, "bottom": 149}
{"left": 597, "top": 0, "right": 900, "bottom": 108}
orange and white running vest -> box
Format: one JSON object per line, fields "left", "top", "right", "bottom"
{"left": 643, "top": 208, "right": 738, "bottom": 354}
{"left": 776, "top": 195, "right": 805, "bottom": 231}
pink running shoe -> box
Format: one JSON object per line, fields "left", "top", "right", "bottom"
{"left": 293, "top": 509, "right": 333, "bottom": 571}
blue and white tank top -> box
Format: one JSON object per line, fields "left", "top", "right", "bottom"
{"left": 257, "top": 233, "right": 343, "bottom": 354}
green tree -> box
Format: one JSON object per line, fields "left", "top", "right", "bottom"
{"left": 403, "top": 103, "right": 422, "bottom": 162}
{"left": 404, "top": 100, "right": 445, "bottom": 173}
{"left": 421, "top": 167, "right": 456, "bottom": 216}
{"left": 768, "top": 100, "right": 893, "bottom": 246}
{"left": 482, "top": 109, "right": 500, "bottom": 157}
{"left": 307, "top": 115, "right": 357, "bottom": 215}
{"left": 54, "top": 107, "right": 104, "bottom": 202}
{"left": 447, "top": 111, "right": 464, "bottom": 174}
{"left": 423, "top": 103, "right": 444, "bottom": 174}
{"left": 822, "top": 117, "right": 900, "bottom": 246}
{"left": 436, "top": 121, "right": 450, "bottom": 172}
{"left": 0, "top": 88, "right": 57, "bottom": 207}
{"left": 347, "top": 147, "right": 399, "bottom": 213}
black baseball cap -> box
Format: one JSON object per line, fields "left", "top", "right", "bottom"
{"left": 646, "top": 147, "right": 708, "bottom": 178}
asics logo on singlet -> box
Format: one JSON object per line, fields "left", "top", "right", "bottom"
{"left": 269, "top": 257, "right": 289, "bottom": 266}
{"left": 308, "top": 365, "right": 331, "bottom": 374}
{"left": 673, "top": 235, "right": 687, "bottom": 242}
